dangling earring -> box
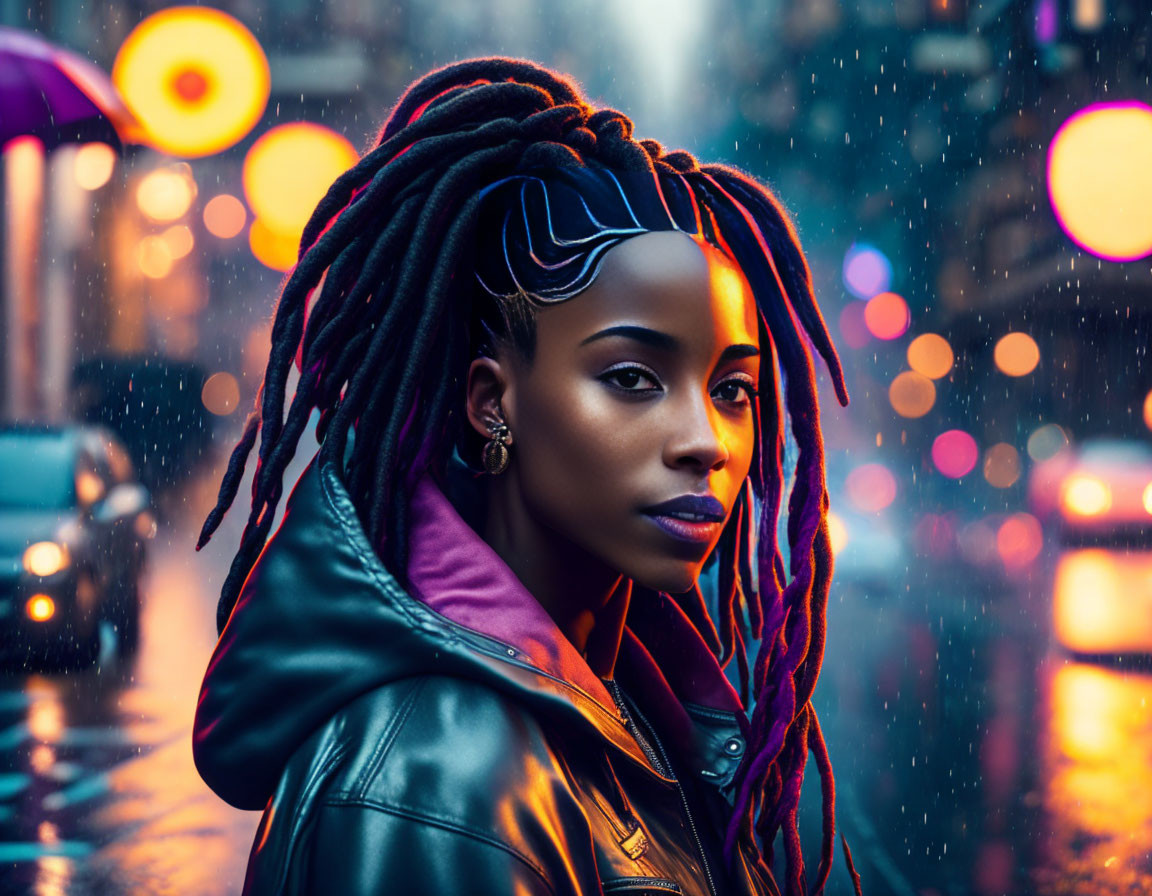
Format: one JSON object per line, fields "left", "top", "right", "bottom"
{"left": 482, "top": 420, "right": 512, "bottom": 475}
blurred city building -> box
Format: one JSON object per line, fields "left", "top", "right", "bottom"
{"left": 0, "top": 0, "right": 1149, "bottom": 525}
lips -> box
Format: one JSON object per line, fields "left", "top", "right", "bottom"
{"left": 641, "top": 494, "right": 725, "bottom": 522}
{"left": 641, "top": 494, "right": 726, "bottom": 546}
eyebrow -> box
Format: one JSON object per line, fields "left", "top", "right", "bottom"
{"left": 578, "top": 325, "right": 760, "bottom": 361}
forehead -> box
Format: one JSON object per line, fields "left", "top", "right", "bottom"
{"left": 533, "top": 231, "right": 760, "bottom": 351}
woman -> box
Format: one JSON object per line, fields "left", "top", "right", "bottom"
{"left": 193, "top": 58, "right": 859, "bottom": 896}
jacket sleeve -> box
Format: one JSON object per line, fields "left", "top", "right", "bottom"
{"left": 303, "top": 799, "right": 557, "bottom": 896}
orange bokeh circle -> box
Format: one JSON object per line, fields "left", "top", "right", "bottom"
{"left": 113, "top": 7, "right": 269, "bottom": 157}
{"left": 864, "top": 292, "right": 910, "bottom": 340}
{"left": 889, "top": 371, "right": 936, "bottom": 418}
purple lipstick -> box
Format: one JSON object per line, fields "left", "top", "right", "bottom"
{"left": 641, "top": 494, "right": 725, "bottom": 544}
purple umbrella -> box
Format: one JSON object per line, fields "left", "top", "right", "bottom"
{"left": 0, "top": 26, "right": 139, "bottom": 152}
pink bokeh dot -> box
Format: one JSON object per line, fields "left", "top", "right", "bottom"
{"left": 932, "top": 430, "right": 979, "bottom": 478}
{"left": 845, "top": 463, "right": 898, "bottom": 513}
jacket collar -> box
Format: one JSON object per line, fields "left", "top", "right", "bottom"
{"left": 406, "top": 471, "right": 624, "bottom": 710}
{"left": 406, "top": 468, "right": 747, "bottom": 790}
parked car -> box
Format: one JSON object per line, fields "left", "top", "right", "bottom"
{"left": 1029, "top": 438, "right": 1152, "bottom": 544}
{"left": 1029, "top": 438, "right": 1152, "bottom": 657}
{"left": 0, "top": 423, "right": 154, "bottom": 668}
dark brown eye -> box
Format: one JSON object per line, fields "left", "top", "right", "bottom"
{"left": 714, "top": 379, "right": 758, "bottom": 403}
{"left": 600, "top": 365, "right": 660, "bottom": 393}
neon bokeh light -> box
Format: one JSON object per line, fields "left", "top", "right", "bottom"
{"left": 1047, "top": 101, "right": 1152, "bottom": 262}
{"left": 113, "top": 7, "right": 269, "bottom": 158}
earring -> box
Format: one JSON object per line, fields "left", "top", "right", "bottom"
{"left": 482, "top": 420, "right": 512, "bottom": 475}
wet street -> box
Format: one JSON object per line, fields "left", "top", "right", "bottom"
{"left": 3, "top": 445, "right": 1152, "bottom": 895}
{"left": 0, "top": 451, "right": 261, "bottom": 896}
{"left": 816, "top": 547, "right": 1152, "bottom": 895}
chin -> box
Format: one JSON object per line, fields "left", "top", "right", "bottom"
{"left": 630, "top": 561, "right": 701, "bottom": 595}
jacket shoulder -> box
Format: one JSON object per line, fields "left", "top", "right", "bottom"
{"left": 245, "top": 676, "right": 597, "bottom": 895}
{"left": 326, "top": 675, "right": 578, "bottom": 823}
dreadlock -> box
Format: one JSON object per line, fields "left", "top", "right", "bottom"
{"left": 197, "top": 57, "right": 857, "bottom": 896}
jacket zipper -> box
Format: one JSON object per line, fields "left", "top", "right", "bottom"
{"left": 606, "top": 679, "right": 665, "bottom": 775}
{"left": 605, "top": 680, "right": 718, "bottom": 896}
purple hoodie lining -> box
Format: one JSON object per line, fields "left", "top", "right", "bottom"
{"left": 404, "top": 473, "right": 744, "bottom": 729}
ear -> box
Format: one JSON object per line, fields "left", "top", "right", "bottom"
{"left": 465, "top": 356, "right": 514, "bottom": 445}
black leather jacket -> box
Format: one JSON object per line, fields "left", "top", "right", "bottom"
{"left": 194, "top": 453, "right": 775, "bottom": 895}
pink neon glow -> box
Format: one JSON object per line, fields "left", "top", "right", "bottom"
{"left": 845, "top": 463, "right": 898, "bottom": 513}
{"left": 932, "top": 430, "right": 979, "bottom": 479}
{"left": 1034, "top": 0, "right": 1058, "bottom": 43}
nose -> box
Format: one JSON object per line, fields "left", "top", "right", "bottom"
{"left": 663, "top": 390, "right": 730, "bottom": 473}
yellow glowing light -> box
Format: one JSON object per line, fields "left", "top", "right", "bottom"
{"left": 29, "top": 744, "right": 54, "bottom": 774}
{"left": 75, "top": 470, "right": 106, "bottom": 505}
{"left": 27, "top": 693, "right": 63, "bottom": 742}
{"left": 25, "top": 595, "right": 56, "bottom": 623}
{"left": 73, "top": 143, "right": 116, "bottom": 191}
{"left": 1052, "top": 664, "right": 1126, "bottom": 760}
{"left": 1143, "top": 483, "right": 1152, "bottom": 516}
{"left": 248, "top": 218, "right": 299, "bottom": 272}
{"left": 1053, "top": 550, "right": 1152, "bottom": 654}
{"left": 113, "top": 7, "right": 269, "bottom": 158}
{"left": 906, "top": 333, "right": 954, "bottom": 379}
{"left": 243, "top": 123, "right": 359, "bottom": 237}
{"left": 203, "top": 193, "right": 247, "bottom": 238}
{"left": 983, "top": 442, "right": 1021, "bottom": 489}
{"left": 160, "top": 224, "right": 194, "bottom": 260}
{"left": 1048, "top": 102, "right": 1152, "bottom": 261}
{"left": 23, "top": 542, "right": 69, "bottom": 577}
{"left": 826, "top": 511, "right": 848, "bottom": 556}
{"left": 1144, "top": 391, "right": 1152, "bottom": 431}
{"left": 994, "top": 332, "right": 1040, "bottom": 377}
{"left": 1062, "top": 475, "right": 1113, "bottom": 517}
{"left": 1073, "top": 0, "right": 1105, "bottom": 30}
{"left": 137, "top": 235, "right": 174, "bottom": 279}
{"left": 201, "top": 371, "right": 240, "bottom": 416}
{"left": 1045, "top": 661, "right": 1152, "bottom": 880}
{"left": 888, "top": 370, "right": 936, "bottom": 418}
{"left": 136, "top": 165, "right": 196, "bottom": 222}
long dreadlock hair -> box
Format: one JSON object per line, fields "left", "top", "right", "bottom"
{"left": 197, "top": 58, "right": 859, "bottom": 896}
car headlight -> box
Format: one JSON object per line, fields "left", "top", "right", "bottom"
{"left": 23, "top": 542, "right": 71, "bottom": 577}
{"left": 1061, "top": 475, "right": 1112, "bottom": 518}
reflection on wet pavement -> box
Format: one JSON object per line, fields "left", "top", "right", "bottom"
{"left": 816, "top": 548, "right": 1152, "bottom": 895}
{"left": 0, "top": 453, "right": 259, "bottom": 895}
{"left": 1053, "top": 549, "right": 1152, "bottom": 655}
{"left": 1037, "top": 661, "right": 1152, "bottom": 895}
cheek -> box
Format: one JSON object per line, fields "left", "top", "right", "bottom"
{"left": 514, "top": 381, "right": 639, "bottom": 512}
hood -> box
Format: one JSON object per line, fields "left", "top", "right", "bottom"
{"left": 193, "top": 451, "right": 745, "bottom": 811}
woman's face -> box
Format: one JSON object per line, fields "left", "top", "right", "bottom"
{"left": 472, "top": 230, "right": 760, "bottom": 594}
